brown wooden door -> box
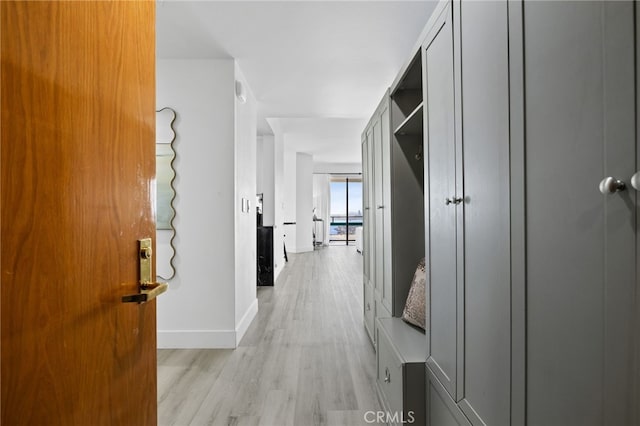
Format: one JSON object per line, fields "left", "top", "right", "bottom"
{"left": 1, "top": 1, "right": 157, "bottom": 424}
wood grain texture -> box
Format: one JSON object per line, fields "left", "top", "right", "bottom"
{"left": 1, "top": 1, "right": 156, "bottom": 424}
{"left": 158, "top": 247, "right": 381, "bottom": 426}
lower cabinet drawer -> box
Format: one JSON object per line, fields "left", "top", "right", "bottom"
{"left": 374, "top": 299, "right": 391, "bottom": 350}
{"left": 377, "top": 327, "right": 404, "bottom": 417}
{"left": 375, "top": 318, "right": 426, "bottom": 426}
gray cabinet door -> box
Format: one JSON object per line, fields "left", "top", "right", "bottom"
{"left": 362, "top": 136, "right": 370, "bottom": 284}
{"left": 366, "top": 127, "right": 376, "bottom": 290}
{"left": 426, "top": 369, "right": 471, "bottom": 426}
{"left": 457, "top": 1, "right": 511, "bottom": 425}
{"left": 364, "top": 280, "right": 374, "bottom": 342}
{"left": 380, "top": 104, "right": 393, "bottom": 313}
{"left": 523, "top": 1, "right": 637, "bottom": 424}
{"left": 373, "top": 119, "right": 384, "bottom": 295}
{"left": 424, "top": 3, "right": 461, "bottom": 401}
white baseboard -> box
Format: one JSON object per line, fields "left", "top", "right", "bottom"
{"left": 235, "top": 298, "right": 259, "bottom": 346}
{"left": 273, "top": 253, "right": 289, "bottom": 283}
{"left": 273, "top": 263, "right": 283, "bottom": 283}
{"left": 157, "top": 299, "right": 259, "bottom": 349}
{"left": 157, "top": 329, "right": 236, "bottom": 349}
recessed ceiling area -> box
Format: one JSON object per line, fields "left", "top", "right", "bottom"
{"left": 157, "top": 0, "right": 437, "bottom": 163}
{"left": 268, "top": 117, "right": 369, "bottom": 164}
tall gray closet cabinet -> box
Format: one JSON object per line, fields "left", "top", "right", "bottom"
{"left": 517, "top": 1, "right": 639, "bottom": 425}
{"left": 363, "top": 0, "right": 640, "bottom": 425}
{"left": 423, "top": 1, "right": 640, "bottom": 425}
{"left": 424, "top": 1, "right": 511, "bottom": 425}
{"left": 362, "top": 77, "right": 426, "bottom": 348}
{"left": 362, "top": 49, "right": 429, "bottom": 426}
{"left": 362, "top": 93, "right": 393, "bottom": 345}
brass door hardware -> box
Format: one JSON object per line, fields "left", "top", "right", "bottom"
{"left": 122, "top": 238, "right": 168, "bottom": 303}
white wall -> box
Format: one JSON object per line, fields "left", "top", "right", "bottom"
{"left": 156, "top": 59, "right": 235, "bottom": 347}
{"left": 233, "top": 64, "right": 258, "bottom": 345}
{"left": 273, "top": 131, "right": 285, "bottom": 282}
{"left": 258, "top": 135, "right": 275, "bottom": 226}
{"left": 283, "top": 146, "right": 297, "bottom": 223}
{"left": 267, "top": 124, "right": 320, "bottom": 275}
{"left": 313, "top": 174, "right": 331, "bottom": 246}
{"left": 256, "top": 136, "right": 264, "bottom": 195}
{"left": 295, "top": 153, "right": 314, "bottom": 252}
{"left": 156, "top": 59, "right": 258, "bottom": 349}
{"left": 283, "top": 146, "right": 298, "bottom": 252}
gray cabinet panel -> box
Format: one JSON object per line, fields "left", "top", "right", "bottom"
{"left": 426, "top": 368, "right": 471, "bottom": 426}
{"left": 380, "top": 104, "right": 393, "bottom": 313}
{"left": 524, "top": 1, "right": 637, "bottom": 424}
{"left": 374, "top": 297, "right": 391, "bottom": 352}
{"left": 364, "top": 281, "right": 374, "bottom": 344}
{"left": 373, "top": 119, "right": 384, "bottom": 295}
{"left": 362, "top": 137, "right": 371, "bottom": 284}
{"left": 635, "top": 5, "right": 640, "bottom": 424}
{"left": 424, "top": 4, "right": 459, "bottom": 399}
{"left": 390, "top": 107, "right": 425, "bottom": 317}
{"left": 601, "top": 4, "right": 637, "bottom": 422}
{"left": 366, "top": 128, "right": 376, "bottom": 289}
{"left": 507, "top": 1, "right": 526, "bottom": 423}
{"left": 459, "top": 1, "right": 511, "bottom": 425}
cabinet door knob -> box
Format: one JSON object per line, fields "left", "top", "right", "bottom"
{"left": 599, "top": 177, "right": 626, "bottom": 194}
{"left": 445, "top": 197, "right": 463, "bottom": 205}
{"left": 384, "top": 367, "right": 390, "bottom": 383}
{"left": 377, "top": 205, "right": 384, "bottom": 209}
{"left": 631, "top": 172, "right": 640, "bottom": 191}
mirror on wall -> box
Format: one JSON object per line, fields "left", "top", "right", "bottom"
{"left": 156, "top": 107, "right": 177, "bottom": 280}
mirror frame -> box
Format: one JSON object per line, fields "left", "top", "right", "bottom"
{"left": 156, "top": 106, "right": 177, "bottom": 280}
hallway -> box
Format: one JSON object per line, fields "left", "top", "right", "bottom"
{"left": 158, "top": 246, "right": 380, "bottom": 426}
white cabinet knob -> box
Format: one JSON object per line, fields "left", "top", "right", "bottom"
{"left": 631, "top": 172, "right": 640, "bottom": 191}
{"left": 599, "top": 177, "right": 626, "bottom": 194}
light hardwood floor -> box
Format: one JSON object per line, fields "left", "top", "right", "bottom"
{"left": 158, "top": 246, "right": 381, "bottom": 426}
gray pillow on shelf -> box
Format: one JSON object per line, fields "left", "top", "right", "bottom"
{"left": 402, "top": 258, "right": 426, "bottom": 331}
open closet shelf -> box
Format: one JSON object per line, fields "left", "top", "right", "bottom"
{"left": 394, "top": 102, "right": 424, "bottom": 136}
{"left": 391, "top": 53, "right": 422, "bottom": 95}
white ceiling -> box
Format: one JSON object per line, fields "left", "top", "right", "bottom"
{"left": 157, "top": 0, "right": 437, "bottom": 163}
{"left": 268, "top": 116, "right": 369, "bottom": 164}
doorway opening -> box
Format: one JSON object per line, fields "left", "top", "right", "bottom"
{"left": 329, "top": 176, "right": 362, "bottom": 245}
